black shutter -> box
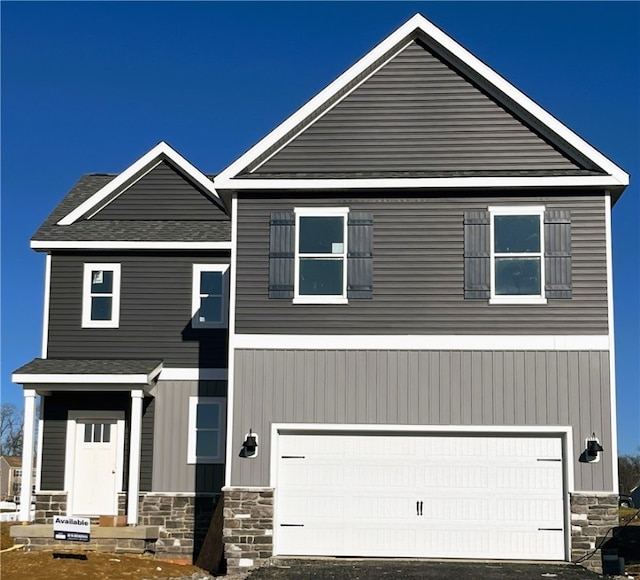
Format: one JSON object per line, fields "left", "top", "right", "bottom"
{"left": 464, "top": 211, "right": 490, "bottom": 299}
{"left": 268, "top": 212, "right": 295, "bottom": 299}
{"left": 347, "top": 212, "right": 373, "bottom": 299}
{"left": 544, "top": 210, "right": 572, "bottom": 299}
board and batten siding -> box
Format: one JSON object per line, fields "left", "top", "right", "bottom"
{"left": 235, "top": 193, "right": 608, "bottom": 335}
{"left": 90, "top": 161, "right": 225, "bottom": 221}
{"left": 47, "top": 252, "right": 229, "bottom": 367}
{"left": 151, "top": 380, "right": 226, "bottom": 493}
{"left": 231, "top": 349, "right": 612, "bottom": 493}
{"left": 40, "top": 392, "right": 154, "bottom": 492}
{"left": 250, "top": 40, "right": 583, "bottom": 175}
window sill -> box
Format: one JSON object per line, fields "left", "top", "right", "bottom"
{"left": 489, "top": 297, "right": 548, "bottom": 305}
{"left": 82, "top": 321, "right": 120, "bottom": 329}
{"left": 293, "top": 296, "right": 349, "bottom": 305}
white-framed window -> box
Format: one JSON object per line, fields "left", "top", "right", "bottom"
{"left": 191, "top": 265, "right": 229, "bottom": 328}
{"left": 294, "top": 207, "right": 349, "bottom": 304}
{"left": 187, "top": 397, "right": 226, "bottom": 464}
{"left": 489, "top": 206, "right": 546, "bottom": 305}
{"left": 82, "top": 263, "right": 121, "bottom": 328}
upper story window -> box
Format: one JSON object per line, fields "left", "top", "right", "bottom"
{"left": 294, "top": 207, "right": 349, "bottom": 304}
{"left": 192, "top": 264, "right": 229, "bottom": 328}
{"left": 82, "top": 263, "right": 121, "bottom": 328}
{"left": 187, "top": 396, "right": 226, "bottom": 464}
{"left": 489, "top": 206, "right": 546, "bottom": 305}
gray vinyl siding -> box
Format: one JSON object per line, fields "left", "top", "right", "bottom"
{"left": 231, "top": 349, "right": 612, "bottom": 493}
{"left": 251, "top": 40, "right": 583, "bottom": 175}
{"left": 151, "top": 380, "right": 226, "bottom": 493}
{"left": 235, "top": 193, "right": 608, "bottom": 334}
{"left": 91, "top": 162, "right": 225, "bottom": 221}
{"left": 47, "top": 252, "right": 229, "bottom": 367}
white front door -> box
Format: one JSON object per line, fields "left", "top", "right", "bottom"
{"left": 71, "top": 419, "right": 119, "bottom": 516}
{"left": 275, "top": 433, "right": 566, "bottom": 561}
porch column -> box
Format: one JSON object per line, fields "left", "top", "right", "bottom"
{"left": 127, "top": 389, "right": 144, "bottom": 525}
{"left": 19, "top": 389, "right": 36, "bottom": 522}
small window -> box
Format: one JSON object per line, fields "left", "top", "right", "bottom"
{"left": 187, "top": 397, "right": 226, "bottom": 464}
{"left": 489, "top": 206, "right": 546, "bottom": 304}
{"left": 192, "top": 265, "right": 229, "bottom": 328}
{"left": 82, "top": 263, "right": 121, "bottom": 328}
{"left": 294, "top": 207, "right": 349, "bottom": 304}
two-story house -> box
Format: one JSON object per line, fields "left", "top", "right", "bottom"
{"left": 13, "top": 13, "right": 628, "bottom": 574}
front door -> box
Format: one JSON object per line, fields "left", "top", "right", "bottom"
{"left": 71, "top": 419, "right": 119, "bottom": 516}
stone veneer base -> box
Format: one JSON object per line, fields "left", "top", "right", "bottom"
{"left": 570, "top": 492, "right": 619, "bottom": 574}
{"left": 223, "top": 487, "right": 274, "bottom": 574}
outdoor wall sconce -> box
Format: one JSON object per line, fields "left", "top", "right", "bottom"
{"left": 242, "top": 429, "right": 259, "bottom": 458}
{"left": 585, "top": 433, "right": 603, "bottom": 463}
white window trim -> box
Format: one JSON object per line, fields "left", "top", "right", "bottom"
{"left": 488, "top": 206, "right": 546, "bottom": 305}
{"left": 293, "top": 207, "right": 350, "bottom": 305}
{"left": 81, "top": 263, "right": 121, "bottom": 328}
{"left": 191, "top": 264, "right": 230, "bottom": 328}
{"left": 187, "top": 396, "right": 226, "bottom": 464}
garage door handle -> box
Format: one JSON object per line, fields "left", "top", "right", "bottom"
{"left": 538, "top": 528, "right": 562, "bottom": 531}
{"left": 416, "top": 501, "right": 423, "bottom": 516}
{"left": 280, "top": 523, "right": 304, "bottom": 527}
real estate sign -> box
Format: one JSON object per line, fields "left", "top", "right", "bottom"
{"left": 53, "top": 515, "right": 91, "bottom": 542}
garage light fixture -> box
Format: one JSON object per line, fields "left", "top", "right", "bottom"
{"left": 585, "top": 433, "right": 603, "bottom": 462}
{"left": 242, "top": 429, "right": 259, "bottom": 458}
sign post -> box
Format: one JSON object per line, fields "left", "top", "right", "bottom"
{"left": 53, "top": 515, "right": 91, "bottom": 542}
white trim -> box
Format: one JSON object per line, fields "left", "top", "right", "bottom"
{"left": 294, "top": 207, "right": 349, "bottom": 303}
{"left": 31, "top": 240, "right": 231, "bottom": 250}
{"left": 35, "top": 396, "right": 44, "bottom": 493}
{"left": 127, "top": 390, "right": 144, "bottom": 525}
{"left": 158, "top": 368, "right": 228, "bottom": 381}
{"left": 64, "top": 410, "right": 125, "bottom": 517}
{"left": 187, "top": 396, "right": 226, "bottom": 464}
{"left": 191, "top": 264, "right": 230, "bottom": 329}
{"left": 81, "top": 263, "right": 121, "bottom": 328}
{"left": 19, "top": 389, "right": 37, "bottom": 522}
{"left": 225, "top": 194, "right": 238, "bottom": 487}
{"left": 605, "top": 194, "right": 618, "bottom": 491}
{"left": 214, "top": 14, "right": 628, "bottom": 186}
{"left": 41, "top": 254, "right": 51, "bottom": 358}
{"left": 234, "top": 334, "right": 609, "bottom": 351}
{"left": 12, "top": 370, "right": 161, "bottom": 384}
{"left": 58, "top": 142, "right": 221, "bottom": 225}
{"left": 215, "top": 175, "right": 626, "bottom": 192}
{"left": 489, "top": 206, "right": 546, "bottom": 303}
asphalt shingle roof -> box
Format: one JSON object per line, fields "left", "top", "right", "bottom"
{"left": 14, "top": 358, "right": 162, "bottom": 376}
{"left": 32, "top": 174, "right": 231, "bottom": 244}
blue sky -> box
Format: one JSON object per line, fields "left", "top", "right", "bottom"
{"left": 1, "top": 2, "right": 638, "bottom": 454}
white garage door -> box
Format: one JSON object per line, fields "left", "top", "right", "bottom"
{"left": 275, "top": 433, "right": 565, "bottom": 560}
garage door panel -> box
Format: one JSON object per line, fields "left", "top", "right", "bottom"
{"left": 275, "top": 433, "right": 566, "bottom": 560}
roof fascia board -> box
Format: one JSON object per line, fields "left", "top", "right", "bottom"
{"left": 214, "top": 13, "right": 628, "bottom": 186}
{"left": 30, "top": 240, "right": 232, "bottom": 250}
{"left": 12, "top": 373, "right": 154, "bottom": 384}
{"left": 215, "top": 175, "right": 624, "bottom": 191}
{"left": 58, "top": 142, "right": 222, "bottom": 226}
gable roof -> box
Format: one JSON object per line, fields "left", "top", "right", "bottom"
{"left": 59, "top": 141, "right": 223, "bottom": 225}
{"left": 214, "top": 13, "right": 628, "bottom": 193}
{"left": 32, "top": 143, "right": 231, "bottom": 249}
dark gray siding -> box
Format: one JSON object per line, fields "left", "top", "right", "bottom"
{"left": 47, "top": 252, "right": 229, "bottom": 367}
{"left": 140, "top": 397, "right": 154, "bottom": 492}
{"left": 91, "top": 162, "right": 225, "bottom": 221}
{"left": 152, "top": 380, "right": 226, "bottom": 493}
{"left": 232, "top": 349, "right": 612, "bottom": 492}
{"left": 252, "top": 40, "right": 582, "bottom": 175}
{"left": 235, "top": 193, "right": 608, "bottom": 335}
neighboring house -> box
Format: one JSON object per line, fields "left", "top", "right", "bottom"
{"left": 12, "top": 13, "right": 628, "bottom": 574}
{"left": 0, "top": 456, "right": 36, "bottom": 500}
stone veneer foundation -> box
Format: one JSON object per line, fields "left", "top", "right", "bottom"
{"left": 30, "top": 491, "right": 218, "bottom": 563}
{"left": 570, "top": 492, "right": 619, "bottom": 574}
{"left": 223, "top": 487, "right": 274, "bottom": 574}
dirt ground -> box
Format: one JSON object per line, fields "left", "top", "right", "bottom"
{"left": 0, "top": 523, "right": 211, "bottom": 580}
